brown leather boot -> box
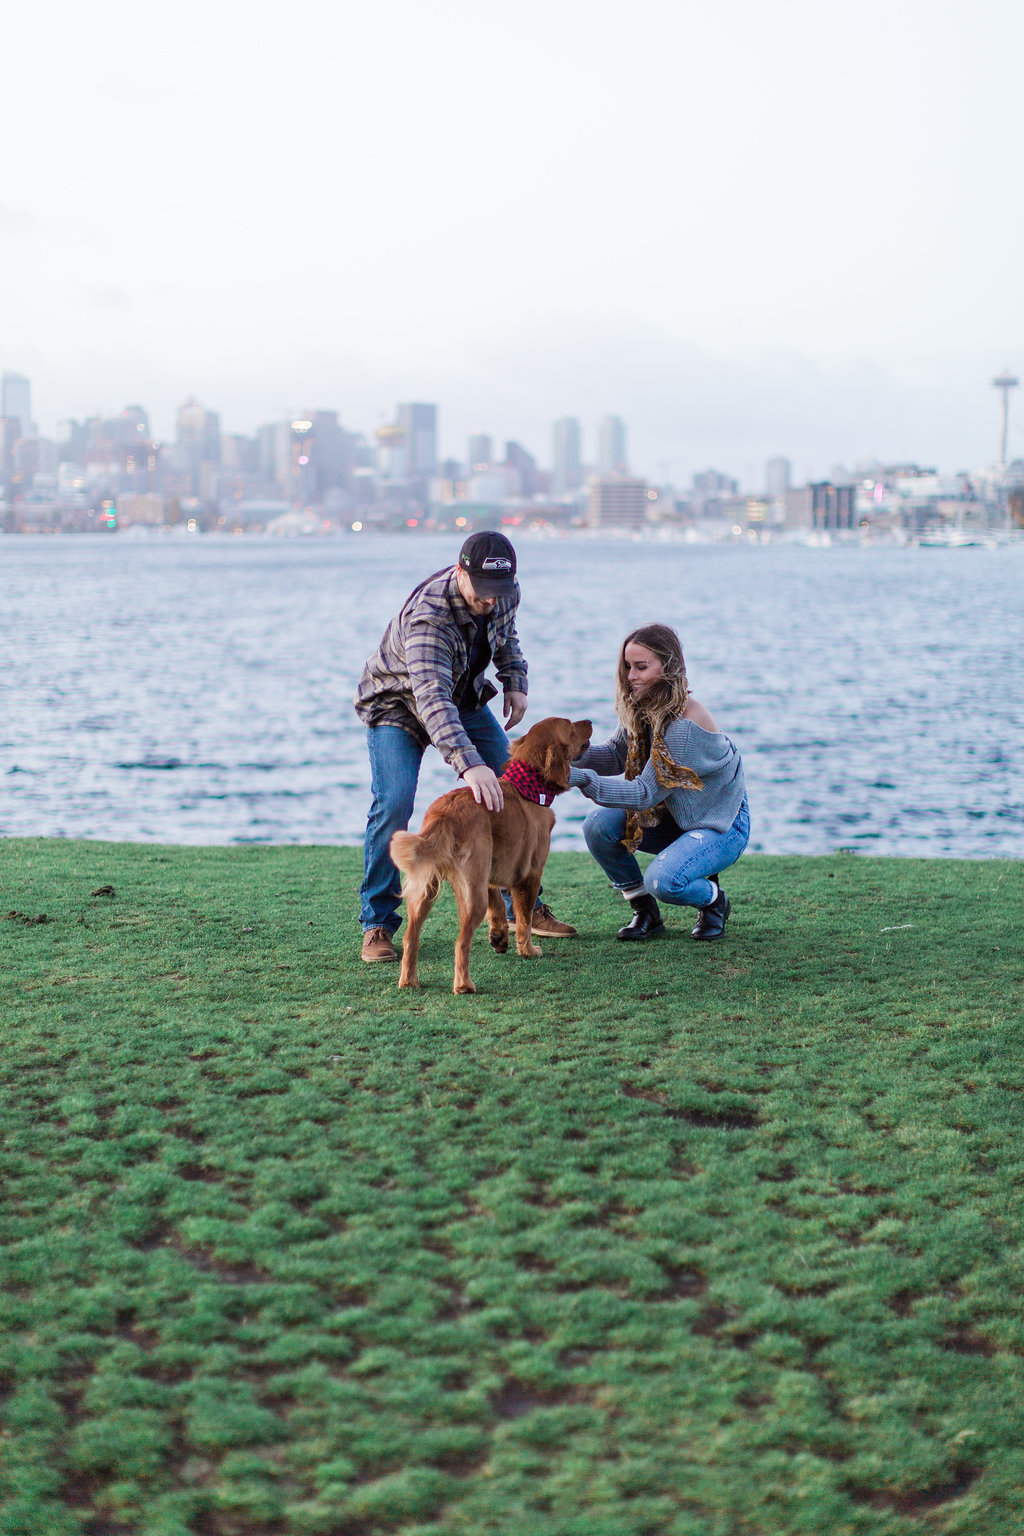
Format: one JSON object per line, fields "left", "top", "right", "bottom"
{"left": 531, "top": 902, "right": 577, "bottom": 937}
{"left": 361, "top": 927, "right": 398, "bottom": 963}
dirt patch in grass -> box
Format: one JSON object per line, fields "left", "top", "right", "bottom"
{"left": 847, "top": 1463, "right": 982, "bottom": 1514}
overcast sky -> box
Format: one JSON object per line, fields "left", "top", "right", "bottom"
{"left": 2, "top": 0, "right": 1021, "bottom": 482}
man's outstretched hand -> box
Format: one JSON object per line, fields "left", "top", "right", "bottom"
{"left": 504, "top": 691, "right": 527, "bottom": 728}
{"left": 462, "top": 764, "right": 504, "bottom": 812}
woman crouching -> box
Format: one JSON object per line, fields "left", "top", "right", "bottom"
{"left": 569, "top": 624, "right": 749, "bottom": 942}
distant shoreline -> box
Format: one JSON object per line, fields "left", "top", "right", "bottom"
{"left": 4, "top": 524, "right": 1022, "bottom": 548}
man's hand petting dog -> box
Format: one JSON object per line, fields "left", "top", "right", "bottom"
{"left": 462, "top": 764, "right": 504, "bottom": 812}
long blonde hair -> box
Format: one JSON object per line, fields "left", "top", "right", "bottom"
{"left": 615, "top": 623, "right": 690, "bottom": 742}
{"left": 614, "top": 625, "right": 700, "bottom": 852}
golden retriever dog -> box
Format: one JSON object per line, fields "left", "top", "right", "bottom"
{"left": 389, "top": 716, "right": 592, "bottom": 994}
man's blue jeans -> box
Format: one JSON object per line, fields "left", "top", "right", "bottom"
{"left": 360, "top": 707, "right": 511, "bottom": 934}
{"left": 583, "top": 796, "right": 750, "bottom": 910}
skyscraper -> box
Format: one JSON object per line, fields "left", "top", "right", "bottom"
{"left": 397, "top": 403, "right": 437, "bottom": 478}
{"left": 0, "top": 417, "right": 20, "bottom": 475}
{"left": 176, "top": 397, "right": 221, "bottom": 497}
{"left": 504, "top": 441, "right": 538, "bottom": 497}
{"left": 765, "top": 457, "right": 792, "bottom": 495}
{"left": 552, "top": 417, "right": 582, "bottom": 495}
{"left": 468, "top": 434, "right": 492, "bottom": 472}
{"left": 301, "top": 409, "right": 351, "bottom": 496}
{"left": 177, "top": 397, "right": 221, "bottom": 461}
{"left": 1, "top": 373, "right": 32, "bottom": 439}
{"left": 598, "top": 415, "right": 627, "bottom": 476}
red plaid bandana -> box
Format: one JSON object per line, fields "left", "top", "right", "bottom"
{"left": 501, "top": 758, "right": 561, "bottom": 807}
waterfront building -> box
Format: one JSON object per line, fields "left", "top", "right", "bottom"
{"left": 784, "top": 482, "right": 857, "bottom": 531}
{"left": 468, "top": 434, "right": 492, "bottom": 472}
{"left": 552, "top": 417, "right": 582, "bottom": 495}
{"left": 586, "top": 476, "right": 648, "bottom": 529}
{"left": 118, "top": 493, "right": 166, "bottom": 528}
{"left": 597, "top": 415, "right": 628, "bottom": 476}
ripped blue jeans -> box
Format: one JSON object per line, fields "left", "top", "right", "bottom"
{"left": 583, "top": 796, "right": 750, "bottom": 909}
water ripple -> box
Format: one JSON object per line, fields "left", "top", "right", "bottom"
{"left": 1, "top": 534, "right": 1021, "bottom": 857}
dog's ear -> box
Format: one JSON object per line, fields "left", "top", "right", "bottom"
{"left": 542, "top": 738, "right": 572, "bottom": 789}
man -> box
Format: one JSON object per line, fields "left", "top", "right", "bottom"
{"left": 355, "top": 530, "right": 576, "bottom": 962}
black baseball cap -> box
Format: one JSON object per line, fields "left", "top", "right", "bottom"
{"left": 458, "top": 530, "right": 517, "bottom": 598}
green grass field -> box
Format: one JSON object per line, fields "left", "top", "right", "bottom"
{"left": 1, "top": 838, "right": 1022, "bottom": 1536}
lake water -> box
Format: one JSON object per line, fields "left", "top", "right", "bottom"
{"left": 1, "top": 533, "right": 1021, "bottom": 858}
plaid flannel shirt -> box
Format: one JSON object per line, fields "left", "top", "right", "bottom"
{"left": 354, "top": 567, "right": 528, "bottom": 775}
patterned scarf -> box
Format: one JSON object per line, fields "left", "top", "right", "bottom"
{"left": 622, "top": 724, "right": 704, "bottom": 853}
{"left": 502, "top": 758, "right": 561, "bottom": 807}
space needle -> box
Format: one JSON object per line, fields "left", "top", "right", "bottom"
{"left": 992, "top": 370, "right": 1019, "bottom": 465}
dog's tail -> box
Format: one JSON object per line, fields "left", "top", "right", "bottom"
{"left": 390, "top": 823, "right": 479, "bottom": 888}
{"left": 389, "top": 829, "right": 431, "bottom": 877}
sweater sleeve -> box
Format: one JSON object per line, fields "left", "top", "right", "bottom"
{"left": 568, "top": 719, "right": 714, "bottom": 810}
{"left": 572, "top": 725, "right": 627, "bottom": 775}
{"left": 568, "top": 754, "right": 671, "bottom": 809}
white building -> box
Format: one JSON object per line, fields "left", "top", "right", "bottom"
{"left": 586, "top": 476, "right": 647, "bottom": 529}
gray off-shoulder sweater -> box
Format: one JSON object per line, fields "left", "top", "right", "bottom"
{"left": 568, "top": 717, "right": 746, "bottom": 834}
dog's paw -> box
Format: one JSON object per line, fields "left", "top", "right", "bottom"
{"left": 489, "top": 932, "right": 509, "bottom": 953}
{"left": 454, "top": 979, "right": 477, "bottom": 994}
{"left": 517, "top": 941, "right": 542, "bottom": 959}
{"left": 397, "top": 975, "right": 420, "bottom": 989}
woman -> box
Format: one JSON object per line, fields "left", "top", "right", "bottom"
{"left": 569, "top": 624, "right": 749, "bottom": 942}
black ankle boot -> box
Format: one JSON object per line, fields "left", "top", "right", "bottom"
{"left": 616, "top": 892, "right": 665, "bottom": 942}
{"left": 691, "top": 884, "right": 730, "bottom": 941}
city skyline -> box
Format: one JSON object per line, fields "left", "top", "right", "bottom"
{"left": 2, "top": 369, "right": 1022, "bottom": 496}
{"left": 3, "top": 346, "right": 1022, "bottom": 489}
{"left": 2, "top": 1, "right": 1022, "bottom": 477}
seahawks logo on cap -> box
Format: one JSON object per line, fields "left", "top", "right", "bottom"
{"left": 461, "top": 553, "right": 512, "bottom": 572}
